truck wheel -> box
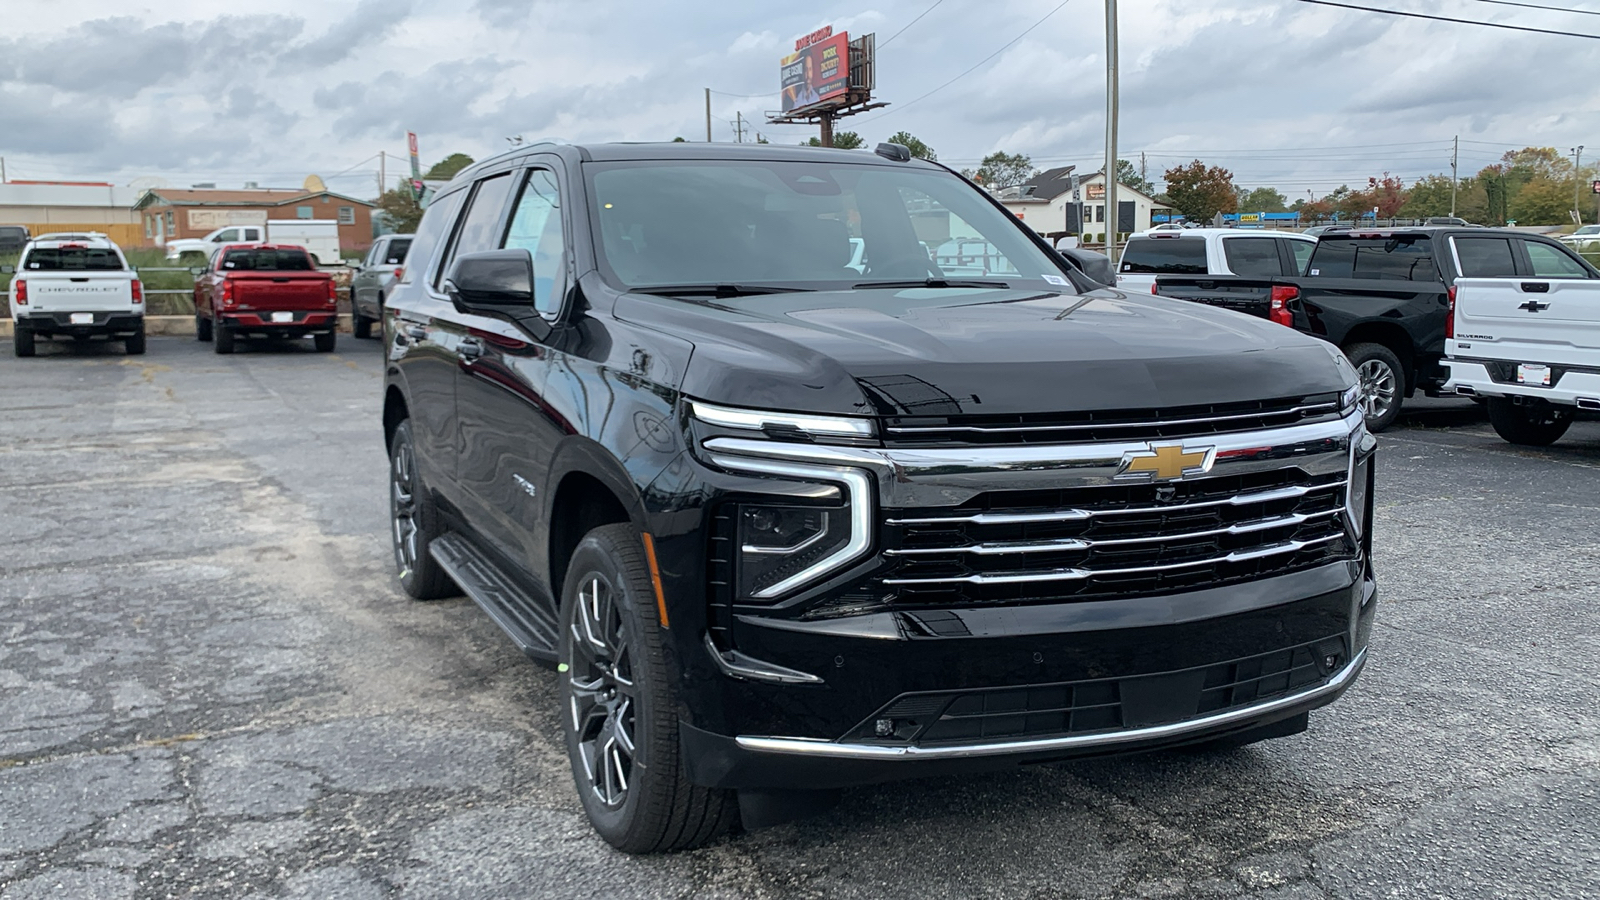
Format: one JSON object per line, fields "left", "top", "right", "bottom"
{"left": 196, "top": 314, "right": 213, "bottom": 342}
{"left": 214, "top": 320, "right": 235, "bottom": 354}
{"left": 1345, "top": 342, "right": 1405, "bottom": 433}
{"left": 388, "top": 420, "right": 456, "bottom": 600}
{"left": 1487, "top": 397, "right": 1573, "bottom": 446}
{"left": 125, "top": 328, "right": 146, "bottom": 356}
{"left": 314, "top": 331, "right": 337, "bottom": 352}
{"left": 353, "top": 312, "right": 372, "bottom": 339}
{"left": 559, "top": 523, "right": 738, "bottom": 853}
{"left": 13, "top": 324, "right": 36, "bottom": 358}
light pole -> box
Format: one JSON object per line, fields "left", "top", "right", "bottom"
{"left": 1573, "top": 145, "right": 1585, "bottom": 224}
{"left": 1103, "top": 0, "right": 1119, "bottom": 262}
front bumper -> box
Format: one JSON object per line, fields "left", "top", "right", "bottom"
{"left": 1446, "top": 358, "right": 1600, "bottom": 408}
{"left": 220, "top": 311, "right": 337, "bottom": 336}
{"left": 17, "top": 311, "right": 143, "bottom": 337}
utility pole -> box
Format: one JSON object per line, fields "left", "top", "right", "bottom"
{"left": 1450, "top": 135, "right": 1459, "bottom": 217}
{"left": 705, "top": 88, "right": 713, "bottom": 142}
{"left": 1139, "top": 151, "right": 1146, "bottom": 185}
{"left": 1573, "top": 145, "right": 1585, "bottom": 223}
{"left": 734, "top": 112, "right": 746, "bottom": 143}
{"left": 0, "top": 157, "right": 6, "bottom": 183}
{"left": 379, "top": 150, "right": 386, "bottom": 197}
{"left": 1103, "top": 0, "right": 1120, "bottom": 261}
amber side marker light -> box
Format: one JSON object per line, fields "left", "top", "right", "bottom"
{"left": 640, "top": 532, "right": 670, "bottom": 628}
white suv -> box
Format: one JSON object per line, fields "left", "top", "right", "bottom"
{"left": 5, "top": 234, "right": 145, "bottom": 357}
{"left": 1116, "top": 228, "right": 1317, "bottom": 294}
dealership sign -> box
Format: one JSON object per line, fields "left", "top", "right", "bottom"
{"left": 781, "top": 25, "right": 850, "bottom": 113}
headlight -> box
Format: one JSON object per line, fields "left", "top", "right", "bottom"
{"left": 1346, "top": 431, "right": 1377, "bottom": 540}
{"left": 738, "top": 503, "right": 854, "bottom": 598}
{"left": 1340, "top": 384, "right": 1361, "bottom": 418}
{"left": 706, "top": 455, "right": 874, "bottom": 600}
{"left": 690, "top": 400, "right": 874, "bottom": 439}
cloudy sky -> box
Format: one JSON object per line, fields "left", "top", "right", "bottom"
{"left": 3, "top": 0, "right": 1598, "bottom": 199}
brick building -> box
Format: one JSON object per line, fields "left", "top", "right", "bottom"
{"left": 134, "top": 188, "right": 377, "bottom": 254}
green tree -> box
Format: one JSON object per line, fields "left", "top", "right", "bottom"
{"left": 424, "top": 153, "right": 475, "bottom": 180}
{"left": 1238, "top": 187, "right": 1287, "bottom": 213}
{"left": 1397, "top": 174, "right": 1457, "bottom": 219}
{"left": 1508, "top": 177, "right": 1574, "bottom": 225}
{"left": 1162, "top": 160, "right": 1238, "bottom": 223}
{"left": 968, "top": 151, "right": 1035, "bottom": 189}
{"left": 376, "top": 186, "right": 423, "bottom": 233}
{"left": 886, "top": 131, "right": 936, "bottom": 161}
{"left": 1349, "top": 173, "right": 1409, "bottom": 219}
{"left": 1115, "top": 159, "right": 1153, "bottom": 195}
{"left": 672, "top": 136, "right": 687, "bottom": 142}
{"left": 804, "top": 131, "right": 864, "bottom": 149}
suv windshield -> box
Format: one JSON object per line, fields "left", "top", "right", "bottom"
{"left": 1119, "top": 236, "right": 1206, "bottom": 274}
{"left": 23, "top": 246, "right": 124, "bottom": 271}
{"left": 1309, "top": 236, "right": 1439, "bottom": 282}
{"left": 585, "top": 160, "right": 1068, "bottom": 291}
{"left": 221, "top": 248, "right": 313, "bottom": 271}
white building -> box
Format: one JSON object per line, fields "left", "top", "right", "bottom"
{"left": 0, "top": 181, "right": 144, "bottom": 248}
{"left": 999, "top": 168, "right": 1166, "bottom": 241}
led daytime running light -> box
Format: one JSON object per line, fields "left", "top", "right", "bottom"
{"left": 691, "top": 400, "right": 874, "bottom": 438}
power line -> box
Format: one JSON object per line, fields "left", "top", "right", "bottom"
{"left": 1461, "top": 0, "right": 1600, "bottom": 16}
{"left": 1292, "top": 0, "right": 1600, "bottom": 39}
{"left": 879, "top": 0, "right": 946, "bottom": 47}
{"left": 854, "top": 0, "right": 1074, "bottom": 125}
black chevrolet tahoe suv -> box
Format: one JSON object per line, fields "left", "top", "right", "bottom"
{"left": 380, "top": 141, "right": 1378, "bottom": 853}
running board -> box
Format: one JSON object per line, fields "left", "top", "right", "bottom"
{"left": 429, "top": 533, "right": 558, "bottom": 662}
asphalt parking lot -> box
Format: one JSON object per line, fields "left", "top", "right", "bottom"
{"left": 2, "top": 335, "right": 1598, "bottom": 900}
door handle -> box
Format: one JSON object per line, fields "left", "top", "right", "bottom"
{"left": 1520, "top": 282, "right": 1550, "bottom": 293}
{"left": 457, "top": 337, "right": 485, "bottom": 360}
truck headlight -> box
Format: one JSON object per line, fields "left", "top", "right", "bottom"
{"left": 1347, "top": 432, "right": 1377, "bottom": 541}
{"left": 706, "top": 456, "right": 874, "bottom": 600}
{"left": 1340, "top": 384, "right": 1361, "bottom": 418}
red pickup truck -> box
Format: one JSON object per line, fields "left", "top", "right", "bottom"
{"left": 194, "top": 244, "right": 339, "bottom": 354}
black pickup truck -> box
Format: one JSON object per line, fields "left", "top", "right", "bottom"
{"left": 1155, "top": 228, "right": 1593, "bottom": 431}
{"left": 382, "top": 140, "right": 1376, "bottom": 852}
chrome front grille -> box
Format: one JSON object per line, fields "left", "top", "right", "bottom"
{"left": 879, "top": 469, "right": 1353, "bottom": 606}
{"left": 881, "top": 393, "right": 1343, "bottom": 447}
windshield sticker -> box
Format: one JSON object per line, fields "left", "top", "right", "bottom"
{"left": 1043, "top": 274, "right": 1069, "bottom": 286}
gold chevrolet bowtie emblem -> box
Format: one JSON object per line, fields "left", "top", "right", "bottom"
{"left": 1117, "top": 443, "right": 1216, "bottom": 481}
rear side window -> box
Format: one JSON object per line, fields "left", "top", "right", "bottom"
{"left": 220, "top": 248, "right": 313, "bottom": 271}
{"left": 23, "top": 246, "right": 124, "bottom": 271}
{"left": 1309, "top": 237, "right": 1438, "bottom": 281}
{"left": 1523, "top": 241, "right": 1590, "bottom": 278}
{"left": 1120, "top": 237, "right": 1206, "bottom": 274}
{"left": 1222, "top": 238, "right": 1283, "bottom": 277}
{"left": 399, "top": 189, "right": 465, "bottom": 287}
{"left": 383, "top": 238, "right": 412, "bottom": 266}
{"left": 1453, "top": 237, "right": 1517, "bottom": 277}
{"left": 1287, "top": 240, "right": 1314, "bottom": 274}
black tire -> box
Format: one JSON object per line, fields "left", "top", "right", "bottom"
{"left": 1487, "top": 397, "right": 1573, "bottom": 447}
{"left": 13, "top": 324, "right": 36, "bottom": 358}
{"left": 196, "top": 314, "right": 213, "bottom": 342}
{"left": 125, "top": 328, "right": 146, "bottom": 356}
{"left": 559, "top": 523, "right": 737, "bottom": 853}
{"left": 214, "top": 320, "right": 235, "bottom": 354}
{"left": 353, "top": 312, "right": 372, "bottom": 339}
{"left": 314, "top": 330, "right": 337, "bottom": 353}
{"left": 388, "top": 420, "right": 456, "bottom": 600}
{"left": 1345, "top": 342, "right": 1406, "bottom": 433}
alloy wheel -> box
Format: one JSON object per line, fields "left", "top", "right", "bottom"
{"left": 1357, "top": 359, "right": 1397, "bottom": 422}
{"left": 566, "top": 574, "right": 637, "bottom": 808}
{"left": 391, "top": 442, "right": 420, "bottom": 573}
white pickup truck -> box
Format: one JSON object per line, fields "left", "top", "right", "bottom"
{"left": 1115, "top": 228, "right": 1318, "bottom": 294}
{"left": 165, "top": 220, "right": 341, "bottom": 265}
{"left": 5, "top": 234, "right": 145, "bottom": 357}
{"left": 1445, "top": 251, "right": 1600, "bottom": 445}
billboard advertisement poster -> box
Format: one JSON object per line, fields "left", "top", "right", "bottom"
{"left": 781, "top": 26, "right": 850, "bottom": 113}
{"left": 407, "top": 131, "right": 421, "bottom": 181}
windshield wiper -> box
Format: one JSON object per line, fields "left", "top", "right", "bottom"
{"left": 854, "top": 278, "right": 1011, "bottom": 290}
{"left": 631, "top": 283, "right": 806, "bottom": 298}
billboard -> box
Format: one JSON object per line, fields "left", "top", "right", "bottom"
{"left": 781, "top": 26, "right": 850, "bottom": 113}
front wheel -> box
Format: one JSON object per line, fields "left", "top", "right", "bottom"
{"left": 314, "top": 330, "right": 336, "bottom": 353}
{"left": 388, "top": 420, "right": 455, "bottom": 600}
{"left": 560, "top": 524, "right": 737, "bottom": 853}
{"left": 196, "top": 314, "right": 213, "bottom": 342}
{"left": 1487, "top": 397, "right": 1573, "bottom": 446}
{"left": 1345, "top": 342, "right": 1405, "bottom": 433}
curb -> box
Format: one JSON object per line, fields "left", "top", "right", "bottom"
{"left": 0, "top": 314, "right": 355, "bottom": 339}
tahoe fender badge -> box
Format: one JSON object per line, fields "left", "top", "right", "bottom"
{"left": 1116, "top": 443, "right": 1217, "bottom": 482}
{"left": 512, "top": 474, "right": 537, "bottom": 498}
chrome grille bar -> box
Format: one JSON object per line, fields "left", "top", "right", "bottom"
{"left": 886, "top": 481, "right": 1344, "bottom": 527}
{"left": 885, "top": 402, "right": 1340, "bottom": 435}
{"left": 882, "top": 535, "right": 1345, "bottom": 586}
{"left": 883, "top": 510, "right": 1340, "bottom": 558}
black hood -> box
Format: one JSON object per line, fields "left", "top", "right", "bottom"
{"left": 613, "top": 287, "right": 1353, "bottom": 417}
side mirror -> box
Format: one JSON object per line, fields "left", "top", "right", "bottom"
{"left": 444, "top": 249, "right": 534, "bottom": 311}
{"left": 189, "top": 267, "right": 206, "bottom": 276}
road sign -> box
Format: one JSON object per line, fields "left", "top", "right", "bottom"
{"left": 410, "top": 179, "right": 425, "bottom": 202}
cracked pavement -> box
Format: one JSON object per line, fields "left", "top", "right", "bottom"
{"left": 1, "top": 337, "right": 1597, "bottom": 899}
